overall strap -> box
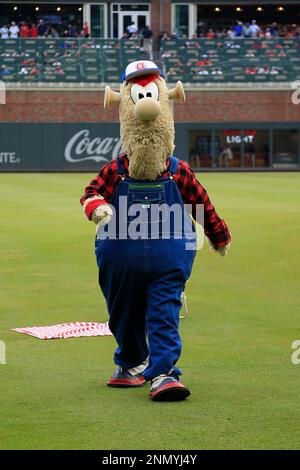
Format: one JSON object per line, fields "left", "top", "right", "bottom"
{"left": 169, "top": 156, "right": 179, "bottom": 175}
{"left": 117, "top": 156, "right": 127, "bottom": 176}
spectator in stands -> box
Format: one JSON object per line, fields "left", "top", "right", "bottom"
{"left": 271, "top": 22, "right": 279, "bottom": 37}
{"left": 227, "top": 28, "right": 235, "bottom": 39}
{"left": 280, "top": 26, "right": 288, "bottom": 37}
{"left": 207, "top": 29, "right": 215, "bottom": 39}
{"left": 227, "top": 41, "right": 241, "bottom": 48}
{"left": 0, "top": 24, "right": 9, "bottom": 39}
{"left": 245, "top": 67, "right": 257, "bottom": 75}
{"left": 31, "top": 66, "right": 40, "bottom": 76}
{"left": 1, "top": 65, "right": 10, "bottom": 76}
{"left": 211, "top": 68, "right": 223, "bottom": 75}
{"left": 270, "top": 66, "right": 279, "bottom": 74}
{"left": 83, "top": 22, "right": 89, "bottom": 38}
{"left": 265, "top": 28, "right": 272, "bottom": 39}
{"left": 195, "top": 58, "right": 212, "bottom": 66}
{"left": 258, "top": 65, "right": 269, "bottom": 74}
{"left": 278, "top": 50, "right": 286, "bottom": 57}
{"left": 249, "top": 20, "right": 260, "bottom": 38}
{"left": 37, "top": 19, "right": 48, "bottom": 37}
{"left": 243, "top": 23, "right": 251, "bottom": 38}
{"left": 234, "top": 21, "right": 243, "bottom": 37}
{"left": 55, "top": 67, "right": 65, "bottom": 75}
{"left": 142, "top": 25, "right": 153, "bottom": 60}
{"left": 127, "top": 22, "right": 138, "bottom": 38}
{"left": 288, "top": 25, "right": 298, "bottom": 38}
{"left": 9, "top": 22, "right": 19, "bottom": 38}
{"left": 29, "top": 24, "right": 38, "bottom": 38}
{"left": 129, "top": 32, "right": 138, "bottom": 40}
{"left": 48, "top": 26, "right": 59, "bottom": 38}
{"left": 20, "top": 22, "right": 29, "bottom": 38}
{"left": 19, "top": 67, "right": 29, "bottom": 75}
{"left": 166, "top": 67, "right": 176, "bottom": 77}
{"left": 161, "top": 32, "right": 170, "bottom": 41}
{"left": 69, "top": 24, "right": 78, "bottom": 38}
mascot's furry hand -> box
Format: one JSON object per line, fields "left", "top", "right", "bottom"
{"left": 207, "top": 238, "right": 231, "bottom": 257}
{"left": 82, "top": 195, "right": 113, "bottom": 226}
{"left": 92, "top": 204, "right": 113, "bottom": 226}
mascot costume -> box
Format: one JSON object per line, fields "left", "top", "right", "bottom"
{"left": 80, "top": 60, "right": 231, "bottom": 402}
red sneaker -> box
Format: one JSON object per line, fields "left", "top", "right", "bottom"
{"left": 107, "top": 367, "right": 146, "bottom": 388}
{"left": 150, "top": 375, "right": 190, "bottom": 401}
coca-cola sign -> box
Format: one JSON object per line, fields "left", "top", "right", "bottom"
{"left": 0, "top": 122, "right": 188, "bottom": 172}
{"left": 64, "top": 129, "right": 122, "bottom": 163}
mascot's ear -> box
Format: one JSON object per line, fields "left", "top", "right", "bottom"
{"left": 104, "top": 85, "right": 121, "bottom": 109}
{"left": 167, "top": 81, "right": 186, "bottom": 103}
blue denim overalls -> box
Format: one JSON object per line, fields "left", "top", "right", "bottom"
{"left": 95, "top": 156, "right": 196, "bottom": 380}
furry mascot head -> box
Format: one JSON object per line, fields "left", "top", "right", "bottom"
{"left": 104, "top": 60, "right": 185, "bottom": 180}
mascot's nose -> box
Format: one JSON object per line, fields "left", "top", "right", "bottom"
{"left": 134, "top": 97, "right": 162, "bottom": 121}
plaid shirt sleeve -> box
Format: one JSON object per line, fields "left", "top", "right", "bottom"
{"left": 174, "top": 160, "right": 231, "bottom": 248}
{"left": 80, "top": 158, "right": 121, "bottom": 220}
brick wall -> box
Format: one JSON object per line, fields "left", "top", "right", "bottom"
{"left": 0, "top": 90, "right": 298, "bottom": 123}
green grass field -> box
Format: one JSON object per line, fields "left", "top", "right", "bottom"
{"left": 0, "top": 172, "right": 299, "bottom": 450}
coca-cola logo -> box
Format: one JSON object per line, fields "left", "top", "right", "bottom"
{"left": 64, "top": 130, "right": 122, "bottom": 163}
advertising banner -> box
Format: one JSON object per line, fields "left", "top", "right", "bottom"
{"left": 0, "top": 123, "right": 187, "bottom": 172}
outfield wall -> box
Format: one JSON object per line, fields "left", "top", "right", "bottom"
{"left": 1, "top": 121, "right": 300, "bottom": 171}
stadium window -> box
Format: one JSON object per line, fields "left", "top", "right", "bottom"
{"left": 189, "top": 130, "right": 214, "bottom": 169}
{"left": 173, "top": 4, "right": 189, "bottom": 37}
{"left": 90, "top": 4, "right": 105, "bottom": 38}
{"left": 111, "top": 3, "right": 150, "bottom": 38}
{"left": 243, "top": 130, "right": 270, "bottom": 168}
{"left": 273, "top": 129, "right": 299, "bottom": 168}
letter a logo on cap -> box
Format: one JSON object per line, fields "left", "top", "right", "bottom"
{"left": 122, "top": 60, "right": 161, "bottom": 82}
{"left": 136, "top": 62, "right": 145, "bottom": 70}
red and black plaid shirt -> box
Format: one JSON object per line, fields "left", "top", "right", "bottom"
{"left": 80, "top": 154, "right": 231, "bottom": 247}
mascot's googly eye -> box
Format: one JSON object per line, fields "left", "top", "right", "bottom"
{"left": 130, "top": 82, "right": 159, "bottom": 104}
{"left": 143, "top": 82, "right": 159, "bottom": 101}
